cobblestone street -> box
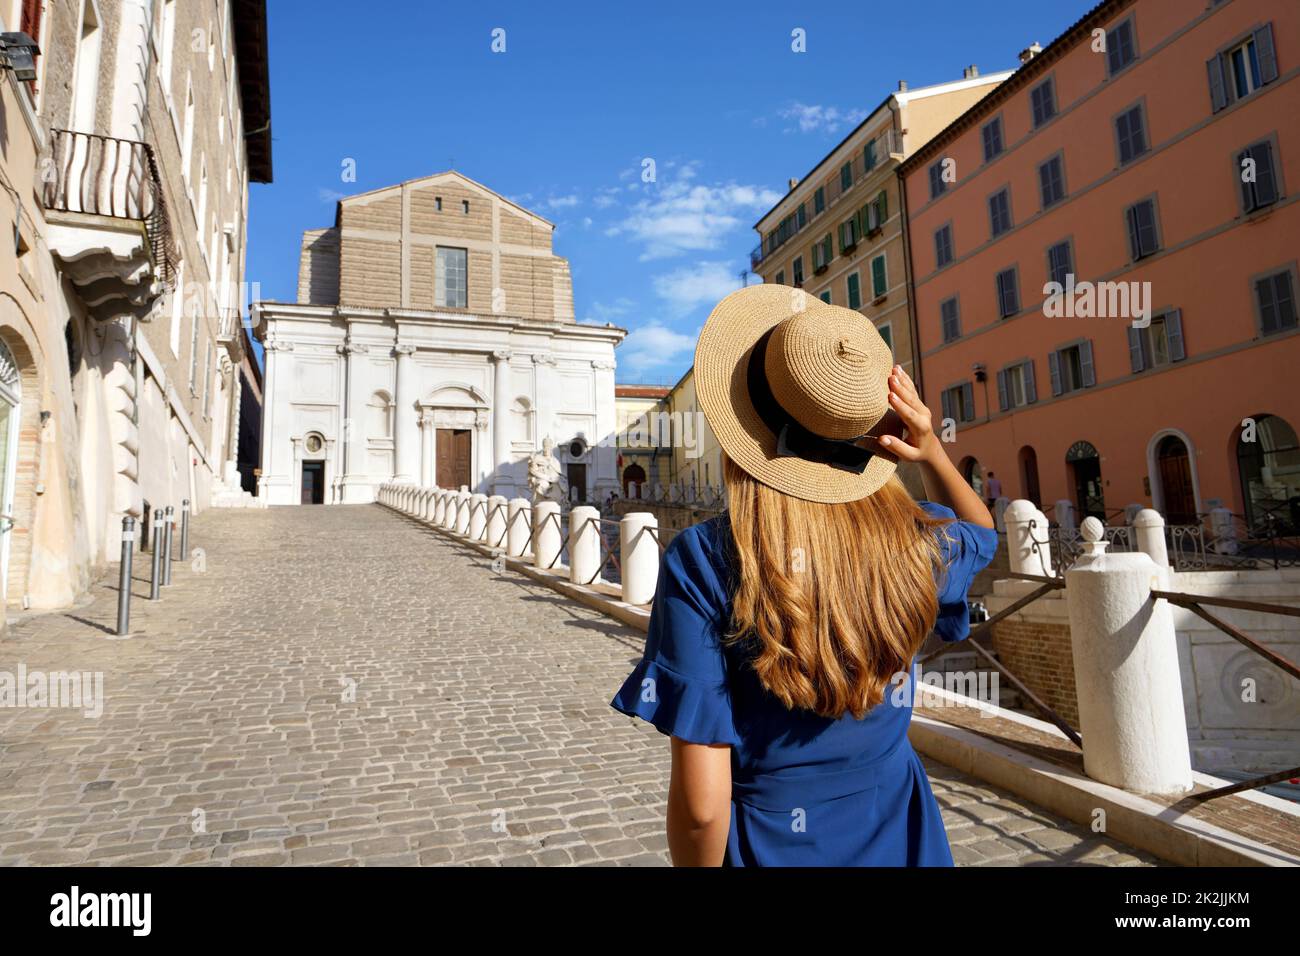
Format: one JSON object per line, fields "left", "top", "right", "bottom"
{"left": 0, "top": 505, "right": 1157, "bottom": 866}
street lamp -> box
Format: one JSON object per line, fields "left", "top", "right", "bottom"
{"left": 0, "top": 32, "right": 40, "bottom": 83}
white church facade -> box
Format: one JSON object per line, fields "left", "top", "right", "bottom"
{"left": 254, "top": 172, "right": 625, "bottom": 505}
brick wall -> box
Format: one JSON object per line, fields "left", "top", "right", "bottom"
{"left": 990, "top": 617, "right": 1079, "bottom": 727}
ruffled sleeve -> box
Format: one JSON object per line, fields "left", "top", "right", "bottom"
{"left": 610, "top": 522, "right": 740, "bottom": 746}
{"left": 921, "top": 501, "right": 999, "bottom": 643}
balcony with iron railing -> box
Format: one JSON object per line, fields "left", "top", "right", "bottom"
{"left": 42, "top": 129, "right": 179, "bottom": 322}
{"left": 751, "top": 126, "right": 902, "bottom": 272}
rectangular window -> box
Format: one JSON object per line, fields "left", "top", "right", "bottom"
{"left": 813, "top": 233, "right": 832, "bottom": 273}
{"left": 981, "top": 117, "right": 1004, "bottom": 162}
{"left": 940, "top": 297, "right": 961, "bottom": 343}
{"left": 462, "top": 199, "right": 470, "bottom": 215}
{"left": 995, "top": 268, "right": 1020, "bottom": 318}
{"left": 435, "top": 196, "right": 442, "bottom": 211}
{"left": 1030, "top": 78, "right": 1057, "bottom": 128}
{"left": 775, "top": 270, "right": 785, "bottom": 286}
{"left": 840, "top": 162, "right": 853, "bottom": 191}
{"left": 1238, "top": 140, "right": 1279, "bottom": 213}
{"left": 1256, "top": 270, "right": 1298, "bottom": 336}
{"left": 1208, "top": 25, "right": 1277, "bottom": 112}
{"left": 1115, "top": 105, "right": 1148, "bottom": 165}
{"left": 839, "top": 216, "right": 858, "bottom": 254}
{"left": 847, "top": 273, "right": 862, "bottom": 310}
{"left": 819, "top": 290, "right": 832, "bottom": 304}
{"left": 864, "top": 139, "right": 877, "bottom": 171}
{"left": 814, "top": 187, "right": 825, "bottom": 215}
{"left": 1106, "top": 18, "right": 1137, "bottom": 76}
{"left": 929, "top": 160, "right": 947, "bottom": 200}
{"left": 988, "top": 188, "right": 1012, "bottom": 238}
{"left": 871, "top": 254, "right": 887, "bottom": 299}
{"left": 1126, "top": 199, "right": 1159, "bottom": 260}
{"left": 1128, "top": 309, "right": 1186, "bottom": 372}
{"left": 941, "top": 383, "right": 976, "bottom": 423}
{"left": 1047, "top": 240, "right": 1073, "bottom": 288}
{"left": 934, "top": 224, "right": 953, "bottom": 269}
{"left": 878, "top": 323, "right": 893, "bottom": 355}
{"left": 1049, "top": 340, "right": 1096, "bottom": 395}
{"left": 997, "top": 361, "right": 1038, "bottom": 411}
{"left": 436, "top": 246, "right": 468, "bottom": 308}
{"left": 792, "top": 256, "right": 804, "bottom": 287}
{"left": 1038, "top": 155, "right": 1066, "bottom": 207}
{"left": 797, "top": 203, "right": 807, "bottom": 229}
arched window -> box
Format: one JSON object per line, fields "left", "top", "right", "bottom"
{"left": 1237, "top": 414, "right": 1300, "bottom": 531}
{"left": 511, "top": 397, "right": 533, "bottom": 444}
{"left": 367, "top": 390, "right": 392, "bottom": 440}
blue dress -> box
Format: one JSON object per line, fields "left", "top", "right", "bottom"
{"left": 610, "top": 502, "right": 998, "bottom": 866}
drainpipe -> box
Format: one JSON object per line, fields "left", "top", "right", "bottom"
{"left": 891, "top": 97, "right": 925, "bottom": 402}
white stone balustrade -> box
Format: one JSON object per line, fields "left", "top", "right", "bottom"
{"left": 455, "top": 491, "right": 471, "bottom": 535}
{"left": 568, "top": 506, "right": 601, "bottom": 585}
{"left": 620, "top": 512, "right": 659, "bottom": 605}
{"left": 506, "top": 498, "right": 531, "bottom": 557}
{"left": 468, "top": 493, "right": 488, "bottom": 540}
{"left": 533, "top": 501, "right": 562, "bottom": 570}
{"left": 486, "top": 496, "right": 507, "bottom": 549}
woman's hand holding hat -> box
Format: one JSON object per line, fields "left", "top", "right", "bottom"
{"left": 876, "top": 366, "right": 940, "bottom": 465}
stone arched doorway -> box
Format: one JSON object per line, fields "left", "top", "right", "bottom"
{"left": 0, "top": 315, "right": 42, "bottom": 608}
{"left": 420, "top": 384, "right": 489, "bottom": 492}
{"left": 1018, "top": 445, "right": 1041, "bottom": 507}
{"left": 622, "top": 462, "right": 647, "bottom": 498}
{"left": 1236, "top": 414, "right": 1300, "bottom": 532}
{"left": 1154, "top": 433, "right": 1197, "bottom": 524}
{"left": 958, "top": 456, "right": 984, "bottom": 499}
{"left": 1066, "top": 440, "right": 1105, "bottom": 520}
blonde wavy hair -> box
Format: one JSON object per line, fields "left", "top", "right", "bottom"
{"left": 723, "top": 456, "right": 948, "bottom": 720}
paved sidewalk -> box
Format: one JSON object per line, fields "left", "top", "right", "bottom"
{"left": 0, "top": 505, "right": 1157, "bottom": 866}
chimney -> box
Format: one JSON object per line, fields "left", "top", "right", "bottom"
{"left": 1018, "top": 42, "right": 1043, "bottom": 65}
{"left": 963, "top": 64, "right": 979, "bottom": 79}
{"left": 898, "top": 80, "right": 908, "bottom": 92}
{"left": 787, "top": 177, "right": 799, "bottom": 192}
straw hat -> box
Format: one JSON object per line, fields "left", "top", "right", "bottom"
{"left": 695, "top": 284, "right": 897, "bottom": 504}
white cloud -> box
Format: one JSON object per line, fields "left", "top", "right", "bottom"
{"left": 585, "top": 297, "right": 635, "bottom": 324}
{"left": 619, "top": 323, "right": 698, "bottom": 374}
{"left": 546, "top": 194, "right": 579, "bottom": 209}
{"left": 318, "top": 188, "right": 347, "bottom": 203}
{"left": 778, "top": 102, "right": 867, "bottom": 135}
{"left": 652, "top": 261, "right": 741, "bottom": 317}
{"left": 606, "top": 169, "right": 782, "bottom": 261}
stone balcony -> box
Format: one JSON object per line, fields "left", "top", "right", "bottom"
{"left": 42, "top": 128, "right": 178, "bottom": 323}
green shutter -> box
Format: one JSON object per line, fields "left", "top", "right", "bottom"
{"left": 872, "top": 255, "right": 887, "bottom": 296}
{"left": 877, "top": 190, "right": 888, "bottom": 222}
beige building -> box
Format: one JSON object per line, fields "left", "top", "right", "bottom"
{"left": 0, "top": 0, "right": 270, "bottom": 613}
{"left": 613, "top": 384, "right": 669, "bottom": 498}
{"left": 256, "top": 171, "right": 625, "bottom": 506}
{"left": 751, "top": 70, "right": 1012, "bottom": 383}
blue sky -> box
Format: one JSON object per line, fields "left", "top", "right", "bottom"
{"left": 247, "top": 0, "right": 1086, "bottom": 385}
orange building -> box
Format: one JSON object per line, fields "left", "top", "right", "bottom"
{"left": 901, "top": 0, "right": 1299, "bottom": 531}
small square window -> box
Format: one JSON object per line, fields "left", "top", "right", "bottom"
{"left": 934, "top": 224, "right": 954, "bottom": 269}
{"left": 1107, "top": 18, "right": 1137, "bottom": 75}
{"left": 1115, "top": 105, "right": 1148, "bottom": 165}
{"left": 988, "top": 188, "right": 1012, "bottom": 237}
{"left": 1039, "top": 155, "right": 1066, "bottom": 207}
{"left": 981, "top": 117, "right": 1004, "bottom": 162}
{"left": 1030, "top": 78, "right": 1057, "bottom": 128}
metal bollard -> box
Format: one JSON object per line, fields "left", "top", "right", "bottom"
{"left": 149, "top": 509, "right": 163, "bottom": 600}
{"left": 162, "top": 506, "right": 174, "bottom": 586}
{"left": 116, "top": 516, "right": 135, "bottom": 635}
{"left": 180, "top": 498, "right": 190, "bottom": 564}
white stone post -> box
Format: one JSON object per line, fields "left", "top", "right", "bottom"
{"left": 1133, "top": 508, "right": 1169, "bottom": 569}
{"left": 620, "top": 512, "right": 659, "bottom": 605}
{"left": 569, "top": 505, "right": 602, "bottom": 585}
{"left": 1210, "top": 506, "right": 1237, "bottom": 554}
{"left": 993, "top": 496, "right": 1010, "bottom": 533}
{"left": 533, "top": 501, "right": 562, "bottom": 570}
{"left": 486, "top": 495, "right": 507, "bottom": 548}
{"left": 422, "top": 488, "right": 435, "bottom": 521}
{"left": 455, "top": 491, "right": 471, "bottom": 535}
{"left": 1064, "top": 518, "right": 1192, "bottom": 795}
{"left": 1054, "top": 499, "right": 1076, "bottom": 533}
{"left": 441, "top": 491, "right": 456, "bottom": 530}
{"left": 507, "top": 497, "right": 531, "bottom": 557}
{"left": 1004, "top": 499, "right": 1054, "bottom": 577}
{"left": 469, "top": 493, "right": 488, "bottom": 540}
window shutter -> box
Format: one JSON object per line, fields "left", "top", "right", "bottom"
{"left": 1238, "top": 147, "right": 1256, "bottom": 211}
{"left": 1166, "top": 309, "right": 1185, "bottom": 361}
{"left": 960, "top": 382, "right": 975, "bottom": 422}
{"left": 1048, "top": 350, "right": 1062, "bottom": 396}
{"left": 1024, "top": 361, "right": 1037, "bottom": 404}
{"left": 940, "top": 389, "right": 953, "bottom": 422}
{"left": 877, "top": 190, "right": 888, "bottom": 222}
{"left": 1257, "top": 277, "right": 1279, "bottom": 334}
{"left": 997, "top": 370, "right": 1009, "bottom": 411}
{"left": 1127, "top": 326, "right": 1145, "bottom": 372}
{"left": 1126, "top": 205, "right": 1141, "bottom": 260}
{"left": 1206, "top": 55, "right": 1228, "bottom": 112}
{"left": 1253, "top": 142, "right": 1278, "bottom": 207}
{"left": 1080, "top": 339, "right": 1096, "bottom": 387}
{"left": 1255, "top": 24, "right": 1278, "bottom": 84}
{"left": 872, "top": 255, "right": 886, "bottom": 297}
